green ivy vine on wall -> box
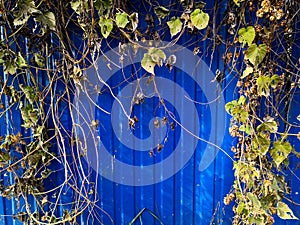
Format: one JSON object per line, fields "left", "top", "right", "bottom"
{"left": 0, "top": 0, "right": 299, "bottom": 224}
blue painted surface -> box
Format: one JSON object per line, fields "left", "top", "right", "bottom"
{"left": 0, "top": 1, "right": 300, "bottom": 225}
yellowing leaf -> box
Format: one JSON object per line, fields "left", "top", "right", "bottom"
{"left": 234, "top": 0, "right": 245, "bottom": 7}
{"left": 257, "top": 75, "right": 271, "bottom": 96}
{"left": 115, "top": 12, "right": 129, "bottom": 28}
{"left": 141, "top": 48, "right": 166, "bottom": 74}
{"left": 167, "top": 17, "right": 182, "bottom": 37}
{"left": 141, "top": 53, "right": 156, "bottom": 74}
{"left": 245, "top": 44, "right": 267, "bottom": 67}
{"left": 277, "top": 202, "right": 299, "bottom": 220}
{"left": 238, "top": 26, "right": 255, "bottom": 47}
{"left": 241, "top": 66, "right": 253, "bottom": 79}
{"left": 190, "top": 9, "right": 209, "bottom": 30}
{"left": 270, "top": 141, "right": 293, "bottom": 168}
{"left": 99, "top": 17, "right": 113, "bottom": 38}
{"left": 154, "top": 6, "right": 169, "bottom": 19}
{"left": 17, "top": 52, "right": 27, "bottom": 68}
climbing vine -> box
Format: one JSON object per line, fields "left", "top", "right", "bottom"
{"left": 0, "top": 0, "right": 299, "bottom": 224}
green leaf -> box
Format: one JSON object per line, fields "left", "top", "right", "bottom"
{"left": 154, "top": 6, "right": 170, "bottom": 20}
{"left": 94, "top": 0, "right": 112, "bottom": 16}
{"left": 115, "top": 12, "right": 129, "bottom": 28}
{"left": 167, "top": 17, "right": 182, "bottom": 37}
{"left": 238, "top": 26, "right": 256, "bottom": 47}
{"left": 16, "top": 52, "right": 27, "bottom": 68}
{"left": 4, "top": 60, "right": 17, "bottom": 75}
{"left": 225, "top": 100, "right": 238, "bottom": 114}
{"left": 257, "top": 75, "right": 271, "bottom": 96}
{"left": 34, "top": 53, "right": 45, "bottom": 67}
{"left": 44, "top": 12, "right": 56, "bottom": 30}
{"left": 245, "top": 44, "right": 267, "bottom": 67}
{"left": 252, "top": 133, "right": 270, "bottom": 155}
{"left": 270, "top": 74, "right": 280, "bottom": 88}
{"left": 148, "top": 48, "right": 166, "bottom": 63}
{"left": 190, "top": 9, "right": 209, "bottom": 30}
{"left": 141, "top": 48, "right": 166, "bottom": 74}
{"left": 70, "top": 0, "right": 81, "bottom": 14}
{"left": 241, "top": 66, "right": 254, "bottom": 79}
{"left": 239, "top": 124, "right": 253, "bottom": 135}
{"left": 237, "top": 95, "right": 246, "bottom": 105}
{"left": 257, "top": 120, "right": 278, "bottom": 133}
{"left": 141, "top": 53, "right": 156, "bottom": 74}
{"left": 234, "top": 0, "right": 245, "bottom": 7}
{"left": 270, "top": 141, "right": 293, "bottom": 168}
{"left": 13, "top": 0, "right": 40, "bottom": 26}
{"left": 99, "top": 17, "right": 113, "bottom": 38}
{"left": 277, "top": 202, "right": 299, "bottom": 220}
{"left": 247, "top": 193, "right": 261, "bottom": 210}
{"left": 0, "top": 152, "right": 10, "bottom": 162}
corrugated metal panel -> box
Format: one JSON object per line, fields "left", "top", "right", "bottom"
{"left": 0, "top": 0, "right": 300, "bottom": 224}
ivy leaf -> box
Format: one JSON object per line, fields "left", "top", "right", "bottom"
{"left": 115, "top": 12, "right": 129, "bottom": 28}
{"left": 245, "top": 44, "right": 267, "bottom": 67}
{"left": 234, "top": 0, "right": 245, "bottom": 7}
{"left": 238, "top": 26, "right": 255, "bottom": 47}
{"left": 148, "top": 48, "right": 166, "bottom": 64}
{"left": 99, "top": 17, "right": 113, "bottom": 38}
{"left": 13, "top": 0, "right": 40, "bottom": 26}
{"left": 141, "top": 48, "right": 166, "bottom": 74}
{"left": 190, "top": 9, "right": 209, "bottom": 30}
{"left": 257, "top": 75, "right": 271, "bottom": 96}
{"left": 270, "top": 74, "right": 280, "bottom": 89}
{"left": 16, "top": 52, "right": 27, "bottom": 68}
{"left": 129, "top": 12, "right": 138, "bottom": 31}
{"left": 247, "top": 193, "right": 261, "bottom": 210}
{"left": 277, "top": 202, "right": 299, "bottom": 220}
{"left": 167, "top": 17, "right": 182, "bottom": 37}
{"left": 239, "top": 124, "right": 253, "bottom": 135}
{"left": 0, "top": 152, "right": 10, "bottom": 162}
{"left": 42, "top": 12, "right": 56, "bottom": 31}
{"left": 34, "top": 53, "right": 45, "bottom": 67}
{"left": 257, "top": 120, "right": 278, "bottom": 133}
{"left": 251, "top": 132, "right": 270, "bottom": 155}
{"left": 4, "top": 60, "right": 17, "bottom": 75}
{"left": 94, "top": 0, "right": 112, "bottom": 16}
{"left": 241, "top": 66, "right": 254, "bottom": 79}
{"left": 270, "top": 141, "right": 293, "bottom": 168}
{"left": 154, "top": 6, "right": 169, "bottom": 20}
{"left": 141, "top": 53, "right": 156, "bottom": 74}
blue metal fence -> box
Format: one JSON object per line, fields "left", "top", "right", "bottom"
{"left": 1, "top": 0, "right": 300, "bottom": 224}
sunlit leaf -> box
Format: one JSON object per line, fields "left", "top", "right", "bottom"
{"left": 13, "top": 0, "right": 40, "bottom": 26}
{"left": 257, "top": 120, "right": 278, "bottom": 133}
{"left": 234, "top": 0, "right": 245, "bottom": 7}
{"left": 257, "top": 75, "right": 271, "bottom": 96}
{"left": 241, "top": 66, "right": 254, "bottom": 79}
{"left": 34, "top": 53, "right": 45, "bottom": 67}
{"left": 270, "top": 141, "right": 293, "bottom": 168}
{"left": 190, "top": 9, "right": 209, "bottom": 30}
{"left": 277, "top": 202, "right": 299, "bottom": 220}
{"left": 167, "top": 17, "right": 182, "bottom": 37}
{"left": 141, "top": 48, "right": 166, "bottom": 74}
{"left": 99, "top": 17, "right": 113, "bottom": 38}
{"left": 16, "top": 52, "right": 27, "bottom": 68}
{"left": 115, "top": 12, "right": 129, "bottom": 28}
{"left": 238, "top": 26, "right": 255, "bottom": 47}
{"left": 141, "top": 53, "right": 156, "bottom": 74}
{"left": 245, "top": 44, "right": 267, "bottom": 67}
